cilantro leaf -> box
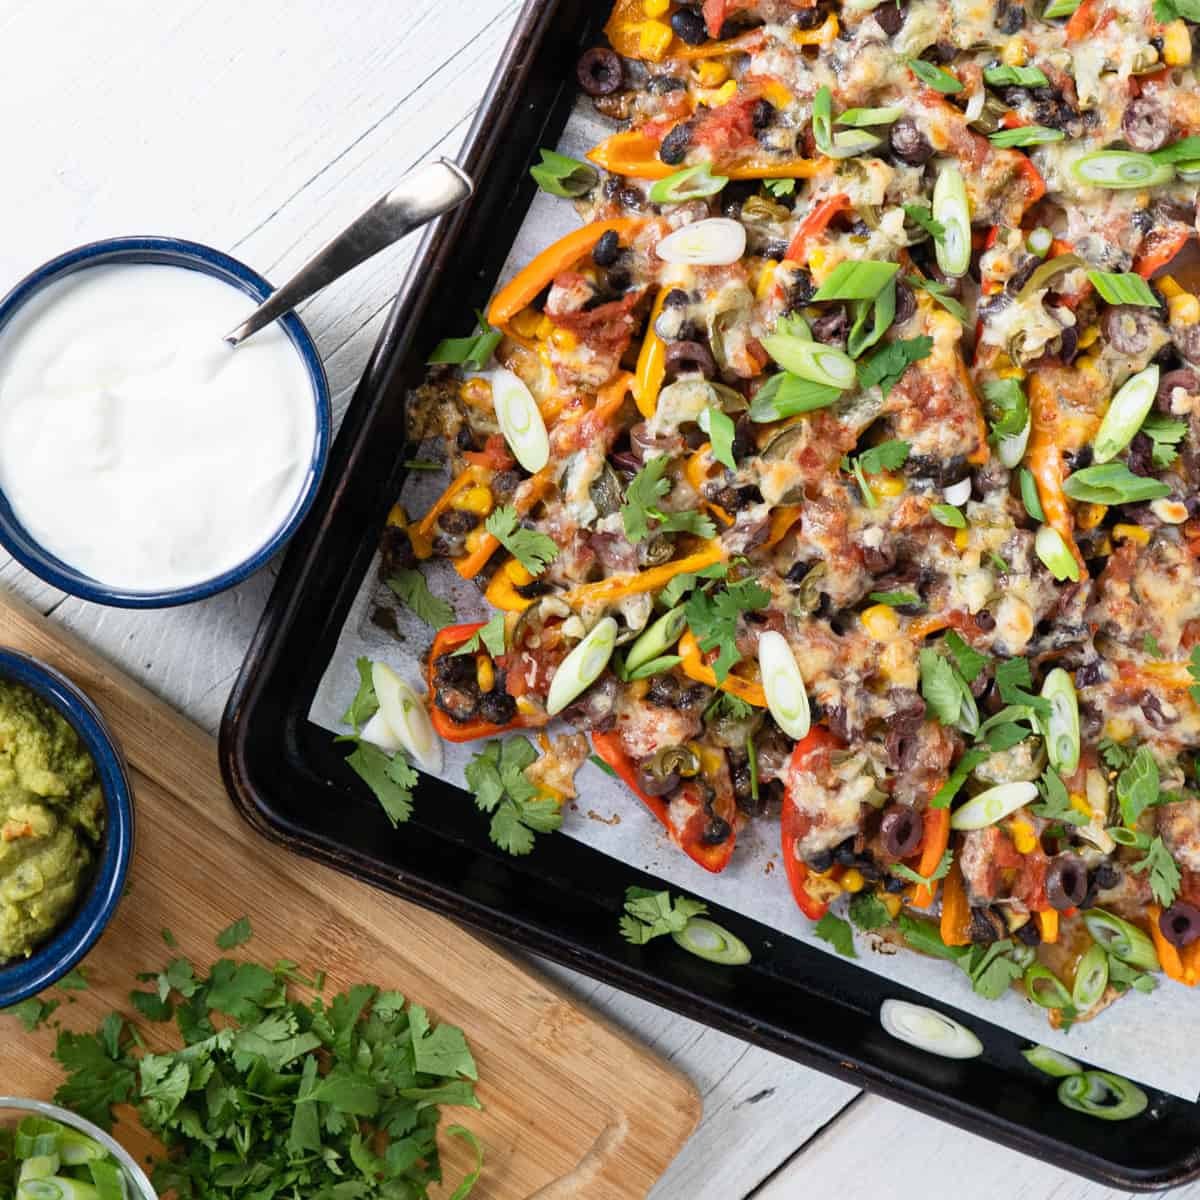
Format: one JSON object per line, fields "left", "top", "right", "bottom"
{"left": 1033, "top": 767, "right": 1087, "bottom": 825}
{"left": 764, "top": 177, "right": 796, "bottom": 197}
{"left": 1141, "top": 413, "right": 1188, "bottom": 470}
{"left": 704, "top": 406, "right": 738, "bottom": 471}
{"left": 944, "top": 631, "right": 988, "bottom": 683}
{"left": 1143, "top": 632, "right": 1162, "bottom": 658}
{"left": 658, "top": 561, "right": 729, "bottom": 608}
{"left": 58, "top": 966, "right": 90, "bottom": 991}
{"left": 345, "top": 741, "right": 418, "bottom": 827}
{"left": 341, "top": 656, "right": 379, "bottom": 732}
{"left": 451, "top": 612, "right": 507, "bottom": 658}
{"left": 464, "top": 737, "right": 562, "bottom": 856}
{"left": 1099, "top": 736, "right": 1133, "bottom": 770}
{"left": 981, "top": 378, "right": 1029, "bottom": 440}
{"left": 485, "top": 504, "right": 560, "bottom": 576}
{"left": 843, "top": 439, "right": 911, "bottom": 506}
{"left": 814, "top": 912, "right": 857, "bottom": 958}
{"left": 868, "top": 590, "right": 922, "bottom": 607}
{"left": 621, "top": 456, "right": 716, "bottom": 544}
{"left": 1108, "top": 955, "right": 1157, "bottom": 994}
{"left": 932, "top": 748, "right": 988, "bottom": 809}
{"left": 848, "top": 892, "right": 892, "bottom": 932}
{"left": 9, "top": 996, "right": 59, "bottom": 1032}
{"left": 1130, "top": 836, "right": 1182, "bottom": 906}
{"left": 891, "top": 850, "right": 954, "bottom": 891}
{"left": 620, "top": 886, "right": 708, "bottom": 944}
{"left": 903, "top": 204, "right": 945, "bottom": 241}
{"left": 919, "top": 647, "right": 962, "bottom": 726}
{"left": 965, "top": 940, "right": 1025, "bottom": 1000}
{"left": 906, "top": 275, "right": 970, "bottom": 325}
{"left": 685, "top": 578, "right": 771, "bottom": 682}
{"left": 1117, "top": 746, "right": 1160, "bottom": 828}
{"left": 994, "top": 657, "right": 1051, "bottom": 718}
{"left": 858, "top": 336, "right": 933, "bottom": 397}
{"left": 53, "top": 1017, "right": 137, "bottom": 1131}
{"left": 217, "top": 916, "right": 253, "bottom": 950}
{"left": 387, "top": 569, "right": 455, "bottom": 630}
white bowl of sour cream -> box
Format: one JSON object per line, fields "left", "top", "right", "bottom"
{"left": 0, "top": 236, "right": 330, "bottom": 606}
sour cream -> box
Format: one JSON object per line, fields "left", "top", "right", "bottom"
{"left": 0, "top": 263, "right": 317, "bottom": 591}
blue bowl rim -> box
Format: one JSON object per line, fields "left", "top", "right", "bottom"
{"left": 0, "top": 649, "right": 134, "bottom": 1008}
{"left": 0, "top": 235, "right": 331, "bottom": 608}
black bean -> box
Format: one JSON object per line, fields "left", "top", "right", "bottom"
{"left": 1093, "top": 863, "right": 1122, "bottom": 890}
{"left": 437, "top": 508, "right": 479, "bottom": 535}
{"left": 785, "top": 560, "right": 813, "bottom": 584}
{"left": 433, "top": 652, "right": 475, "bottom": 688}
{"left": 478, "top": 688, "right": 516, "bottom": 725}
{"left": 592, "top": 229, "right": 620, "bottom": 267}
{"left": 1139, "top": 688, "right": 1169, "bottom": 729}
{"left": 1174, "top": 322, "right": 1200, "bottom": 365}
{"left": 664, "top": 339, "right": 716, "bottom": 379}
{"left": 880, "top": 806, "right": 925, "bottom": 857}
{"left": 576, "top": 48, "right": 624, "bottom": 96}
{"left": 833, "top": 838, "right": 859, "bottom": 867}
{"left": 1126, "top": 431, "right": 1155, "bottom": 478}
{"left": 810, "top": 307, "right": 848, "bottom": 348}
{"left": 785, "top": 269, "right": 816, "bottom": 312}
{"left": 873, "top": 0, "right": 907, "bottom": 35}
{"left": 702, "top": 815, "right": 733, "bottom": 845}
{"left": 619, "top": 186, "right": 646, "bottom": 212}
{"left": 456, "top": 427, "right": 477, "bottom": 451}
{"left": 492, "top": 469, "right": 522, "bottom": 498}
{"left": 435, "top": 684, "right": 478, "bottom": 723}
{"left": 996, "top": 0, "right": 1027, "bottom": 31}
{"left": 793, "top": 6, "right": 826, "bottom": 28}
{"left": 1074, "top": 659, "right": 1104, "bottom": 688}
{"left": 1046, "top": 854, "right": 1089, "bottom": 911}
{"left": 671, "top": 6, "right": 709, "bottom": 43}
{"left": 1064, "top": 445, "right": 1093, "bottom": 472}
{"left": 1005, "top": 256, "right": 1042, "bottom": 296}
{"left": 1055, "top": 325, "right": 1080, "bottom": 365}
{"left": 752, "top": 99, "right": 776, "bottom": 133}
{"left": 1016, "top": 920, "right": 1042, "bottom": 946}
{"left": 1159, "top": 901, "right": 1200, "bottom": 948}
{"left": 606, "top": 267, "right": 632, "bottom": 293}
{"left": 894, "top": 280, "right": 917, "bottom": 326}
{"left": 659, "top": 122, "right": 693, "bottom": 165}
{"left": 889, "top": 117, "right": 933, "bottom": 165}
{"left": 646, "top": 674, "right": 682, "bottom": 708}
{"left": 663, "top": 287, "right": 691, "bottom": 309}
{"left": 884, "top": 874, "right": 908, "bottom": 894}
{"left": 764, "top": 238, "right": 791, "bottom": 260}
{"left": 969, "top": 907, "right": 1006, "bottom": 945}
{"left": 379, "top": 525, "right": 416, "bottom": 574}
{"left": 1122, "top": 96, "right": 1172, "bottom": 153}
{"left": 807, "top": 848, "right": 835, "bottom": 873}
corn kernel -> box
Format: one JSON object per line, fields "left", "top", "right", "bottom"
{"left": 505, "top": 558, "right": 534, "bottom": 586}
{"left": 1168, "top": 293, "right": 1200, "bottom": 326}
{"left": 712, "top": 79, "right": 738, "bottom": 106}
{"left": 881, "top": 893, "right": 903, "bottom": 919}
{"left": 807, "top": 874, "right": 844, "bottom": 905}
{"left": 550, "top": 326, "right": 578, "bottom": 351}
{"left": 1074, "top": 352, "right": 1099, "bottom": 373}
{"left": 1104, "top": 716, "right": 1135, "bottom": 742}
{"left": 535, "top": 315, "right": 554, "bottom": 340}
{"left": 1075, "top": 502, "right": 1107, "bottom": 530}
{"left": 639, "top": 18, "right": 673, "bottom": 60}
{"left": 996, "top": 364, "right": 1026, "bottom": 380}
{"left": 509, "top": 307, "right": 543, "bottom": 339}
{"left": 807, "top": 246, "right": 828, "bottom": 277}
{"left": 1077, "top": 323, "right": 1100, "bottom": 349}
{"left": 516, "top": 696, "right": 539, "bottom": 716}
{"left": 1001, "top": 36, "right": 1027, "bottom": 66}
{"left": 1157, "top": 275, "right": 1185, "bottom": 300}
{"left": 460, "top": 377, "right": 493, "bottom": 411}
{"left": 1010, "top": 818, "right": 1038, "bottom": 855}
{"left": 954, "top": 528, "right": 969, "bottom": 551}
{"left": 873, "top": 474, "right": 905, "bottom": 497}
{"left": 1113, "top": 523, "right": 1150, "bottom": 545}
{"left": 861, "top": 604, "right": 900, "bottom": 640}
{"left": 1070, "top": 792, "right": 1093, "bottom": 819}
{"left": 465, "top": 526, "right": 487, "bottom": 554}
{"left": 755, "top": 261, "right": 779, "bottom": 301}
{"left": 476, "top": 655, "right": 495, "bottom": 694}
{"left": 455, "top": 485, "right": 494, "bottom": 517}
{"left": 386, "top": 503, "right": 408, "bottom": 529}
{"left": 880, "top": 641, "right": 918, "bottom": 689}
{"left": 643, "top": 0, "right": 669, "bottom": 15}
{"left": 695, "top": 59, "right": 728, "bottom": 87}
{"left": 1163, "top": 19, "right": 1192, "bottom": 65}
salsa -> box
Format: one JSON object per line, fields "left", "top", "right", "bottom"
{"left": 0, "top": 680, "right": 103, "bottom": 961}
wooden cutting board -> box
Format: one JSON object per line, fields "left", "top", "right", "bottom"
{"left": 0, "top": 592, "right": 700, "bottom": 1198}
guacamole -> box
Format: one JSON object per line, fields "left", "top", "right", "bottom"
{"left": 0, "top": 680, "right": 103, "bottom": 962}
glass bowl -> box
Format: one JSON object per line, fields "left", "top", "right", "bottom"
{"left": 0, "top": 1097, "right": 156, "bottom": 1199}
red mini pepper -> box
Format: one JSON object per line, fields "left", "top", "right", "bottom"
{"left": 785, "top": 195, "right": 851, "bottom": 265}
{"left": 591, "top": 729, "right": 737, "bottom": 873}
{"left": 427, "top": 622, "right": 535, "bottom": 743}
{"left": 1134, "top": 227, "right": 1191, "bottom": 278}
{"left": 781, "top": 727, "right": 844, "bottom": 920}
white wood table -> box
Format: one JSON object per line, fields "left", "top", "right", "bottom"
{"left": 0, "top": 3, "right": 1191, "bottom": 1196}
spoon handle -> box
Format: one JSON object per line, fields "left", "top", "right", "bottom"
{"left": 224, "top": 158, "right": 473, "bottom": 346}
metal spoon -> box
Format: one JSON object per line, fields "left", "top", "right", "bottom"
{"left": 224, "top": 158, "right": 473, "bottom": 346}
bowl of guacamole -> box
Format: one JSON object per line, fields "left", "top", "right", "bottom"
{"left": 0, "top": 649, "right": 133, "bottom": 1008}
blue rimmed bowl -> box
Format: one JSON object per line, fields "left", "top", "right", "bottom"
{"left": 0, "top": 236, "right": 331, "bottom": 608}
{"left": 0, "top": 649, "right": 134, "bottom": 1008}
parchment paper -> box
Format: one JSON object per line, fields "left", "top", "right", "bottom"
{"left": 309, "top": 100, "right": 1200, "bottom": 1100}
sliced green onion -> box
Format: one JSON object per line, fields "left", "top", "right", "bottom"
{"left": 86, "top": 1161, "right": 124, "bottom": 1200}
{"left": 759, "top": 630, "right": 811, "bottom": 739}
{"left": 879, "top": 1000, "right": 983, "bottom": 1059}
{"left": 1040, "top": 667, "right": 1080, "bottom": 775}
{"left": 811, "top": 259, "right": 899, "bottom": 301}
{"left": 749, "top": 371, "right": 840, "bottom": 421}
{"left": 1035, "top": 525, "right": 1081, "bottom": 582}
{"left": 828, "top": 129, "right": 884, "bottom": 159}
{"left": 1087, "top": 271, "right": 1160, "bottom": 308}
{"left": 1024, "top": 963, "right": 1072, "bottom": 1009}
{"left": 1108, "top": 826, "right": 1150, "bottom": 848}
{"left": 360, "top": 709, "right": 404, "bottom": 755}
{"left": 998, "top": 419, "right": 1031, "bottom": 468}
{"left": 18, "top": 1158, "right": 60, "bottom": 1184}
{"left": 1043, "top": 0, "right": 1081, "bottom": 15}
{"left": 1017, "top": 252, "right": 1083, "bottom": 303}
{"left": 1071, "top": 943, "right": 1110, "bottom": 1010}
{"left": 846, "top": 280, "right": 897, "bottom": 358}
{"left": 950, "top": 781, "right": 1038, "bottom": 830}
{"left": 1071, "top": 151, "right": 1175, "bottom": 190}
{"left": 760, "top": 332, "right": 857, "bottom": 390}
{"left": 1083, "top": 909, "right": 1160, "bottom": 971}
{"left": 648, "top": 162, "right": 729, "bottom": 204}
{"left": 17, "top": 1181, "right": 101, "bottom": 1200}
{"left": 989, "top": 125, "right": 1064, "bottom": 148}
{"left": 1176, "top": 161, "right": 1200, "bottom": 184}
{"left": 491, "top": 367, "right": 550, "bottom": 473}
{"left": 1149, "top": 135, "right": 1200, "bottom": 164}
{"left": 837, "top": 105, "right": 904, "bottom": 127}
{"left": 625, "top": 605, "right": 687, "bottom": 671}
{"left": 908, "top": 59, "right": 964, "bottom": 94}
{"left": 372, "top": 662, "right": 443, "bottom": 772}
{"left": 1058, "top": 1071, "right": 1148, "bottom": 1121}
{"left": 673, "top": 916, "right": 752, "bottom": 965}
{"left": 1023, "top": 1044, "right": 1084, "bottom": 1078}
{"left": 1019, "top": 467, "right": 1045, "bottom": 521}
{"left": 932, "top": 165, "right": 971, "bottom": 278}
{"left": 655, "top": 217, "right": 747, "bottom": 266}
{"left": 1027, "top": 227, "right": 1053, "bottom": 258}
{"left": 1061, "top": 462, "right": 1170, "bottom": 504}
{"left": 983, "top": 64, "right": 1050, "bottom": 88}
{"left": 529, "top": 148, "right": 599, "bottom": 198}
{"left": 812, "top": 85, "right": 833, "bottom": 155}
{"left": 1093, "top": 365, "right": 1160, "bottom": 464}
{"left": 546, "top": 617, "right": 618, "bottom": 715}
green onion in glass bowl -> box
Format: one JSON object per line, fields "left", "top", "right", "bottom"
{"left": 0, "top": 1099, "right": 156, "bottom": 1200}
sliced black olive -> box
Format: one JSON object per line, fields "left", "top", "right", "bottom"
{"left": 873, "top": 0, "right": 908, "bottom": 35}
{"left": 1122, "top": 96, "right": 1172, "bottom": 153}
{"left": 437, "top": 508, "right": 480, "bottom": 535}
{"left": 880, "top": 806, "right": 924, "bottom": 858}
{"left": 659, "top": 122, "right": 693, "bottom": 166}
{"left": 893, "top": 280, "right": 917, "bottom": 326}
{"left": 1102, "top": 305, "right": 1162, "bottom": 356}
{"left": 1045, "top": 854, "right": 1089, "bottom": 911}
{"left": 478, "top": 688, "right": 516, "bottom": 725}
{"left": 752, "top": 99, "right": 776, "bottom": 133}
{"left": 1174, "top": 321, "right": 1200, "bottom": 366}
{"left": 576, "top": 48, "right": 624, "bottom": 96}
{"left": 969, "top": 906, "right": 1006, "bottom": 945}
{"left": 1159, "top": 901, "right": 1200, "bottom": 948}
{"left": 670, "top": 7, "right": 709, "bottom": 44}
{"left": 889, "top": 117, "right": 933, "bottom": 165}
{"left": 810, "top": 307, "right": 848, "bottom": 348}
{"left": 792, "top": 6, "right": 825, "bottom": 28}
{"left": 1157, "top": 367, "right": 1200, "bottom": 411}
{"left": 637, "top": 763, "right": 680, "bottom": 797}
{"left": 664, "top": 339, "right": 717, "bottom": 379}
{"left": 592, "top": 229, "right": 621, "bottom": 267}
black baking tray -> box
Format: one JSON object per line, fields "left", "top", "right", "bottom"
{"left": 219, "top": 1, "right": 1200, "bottom": 1188}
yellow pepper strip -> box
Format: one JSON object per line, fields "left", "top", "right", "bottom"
{"left": 411, "top": 467, "right": 483, "bottom": 558}
{"left": 454, "top": 471, "right": 554, "bottom": 580}
{"left": 1148, "top": 904, "right": 1194, "bottom": 985}
{"left": 678, "top": 630, "right": 767, "bottom": 707}
{"left": 485, "top": 566, "right": 532, "bottom": 612}
{"left": 488, "top": 218, "right": 645, "bottom": 327}
{"left": 673, "top": 28, "right": 767, "bottom": 58}
{"left": 1028, "top": 374, "right": 1087, "bottom": 578}
{"left": 1036, "top": 910, "right": 1059, "bottom": 944}
{"left": 763, "top": 505, "right": 802, "bottom": 549}
{"left": 684, "top": 444, "right": 733, "bottom": 525}
{"left": 587, "top": 131, "right": 677, "bottom": 180}
{"left": 907, "top": 615, "right": 951, "bottom": 641}
{"left": 564, "top": 542, "right": 726, "bottom": 609}
{"left": 634, "top": 290, "right": 669, "bottom": 418}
